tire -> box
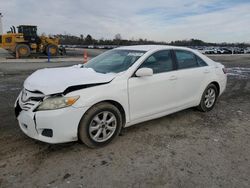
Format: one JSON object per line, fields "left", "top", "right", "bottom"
{"left": 78, "top": 102, "right": 122, "bottom": 148}
{"left": 16, "top": 44, "right": 30, "bottom": 57}
{"left": 46, "top": 44, "right": 58, "bottom": 56}
{"left": 197, "top": 84, "right": 218, "bottom": 112}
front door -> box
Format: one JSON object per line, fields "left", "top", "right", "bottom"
{"left": 128, "top": 50, "right": 179, "bottom": 121}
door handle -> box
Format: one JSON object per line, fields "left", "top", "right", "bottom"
{"left": 169, "top": 75, "right": 177, "bottom": 80}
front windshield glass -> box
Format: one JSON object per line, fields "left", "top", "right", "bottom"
{"left": 85, "top": 49, "right": 146, "bottom": 73}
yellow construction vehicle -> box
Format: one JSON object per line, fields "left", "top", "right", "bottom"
{"left": 0, "top": 25, "right": 60, "bottom": 57}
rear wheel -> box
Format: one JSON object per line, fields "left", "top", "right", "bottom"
{"left": 78, "top": 102, "right": 122, "bottom": 148}
{"left": 46, "top": 44, "right": 58, "bottom": 56}
{"left": 198, "top": 84, "right": 218, "bottom": 112}
{"left": 16, "top": 44, "right": 30, "bottom": 57}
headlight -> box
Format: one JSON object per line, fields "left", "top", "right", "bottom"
{"left": 36, "top": 96, "right": 80, "bottom": 111}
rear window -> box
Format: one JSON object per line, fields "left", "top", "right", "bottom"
{"left": 175, "top": 50, "right": 198, "bottom": 69}
{"left": 196, "top": 56, "right": 208, "bottom": 67}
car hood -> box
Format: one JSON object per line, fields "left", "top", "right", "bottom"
{"left": 24, "top": 65, "right": 117, "bottom": 95}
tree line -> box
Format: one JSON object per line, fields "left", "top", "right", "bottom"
{"left": 54, "top": 34, "right": 249, "bottom": 47}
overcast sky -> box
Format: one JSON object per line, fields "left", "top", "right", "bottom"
{"left": 1, "top": 0, "right": 250, "bottom": 43}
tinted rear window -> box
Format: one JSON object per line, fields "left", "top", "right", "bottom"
{"left": 196, "top": 56, "right": 208, "bottom": 67}
{"left": 175, "top": 50, "right": 198, "bottom": 69}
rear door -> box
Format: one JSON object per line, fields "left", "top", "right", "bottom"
{"left": 128, "top": 50, "right": 179, "bottom": 121}
{"left": 173, "top": 50, "right": 211, "bottom": 106}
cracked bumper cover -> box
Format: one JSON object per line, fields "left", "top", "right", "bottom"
{"left": 16, "top": 106, "right": 88, "bottom": 144}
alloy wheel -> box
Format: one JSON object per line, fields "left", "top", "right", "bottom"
{"left": 89, "top": 111, "right": 117, "bottom": 142}
{"left": 204, "top": 88, "right": 216, "bottom": 108}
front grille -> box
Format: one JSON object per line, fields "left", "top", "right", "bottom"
{"left": 19, "top": 89, "right": 45, "bottom": 111}
{"left": 19, "top": 100, "right": 39, "bottom": 111}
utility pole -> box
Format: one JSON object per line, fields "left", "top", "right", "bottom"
{"left": 0, "top": 13, "right": 3, "bottom": 34}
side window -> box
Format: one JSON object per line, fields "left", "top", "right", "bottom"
{"left": 175, "top": 50, "right": 198, "bottom": 69}
{"left": 196, "top": 56, "right": 208, "bottom": 67}
{"left": 139, "top": 50, "right": 174, "bottom": 74}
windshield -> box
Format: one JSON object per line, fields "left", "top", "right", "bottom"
{"left": 85, "top": 49, "right": 145, "bottom": 73}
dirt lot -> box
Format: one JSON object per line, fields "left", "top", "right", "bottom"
{"left": 0, "top": 54, "right": 250, "bottom": 188}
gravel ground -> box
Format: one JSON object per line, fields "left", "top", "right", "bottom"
{"left": 0, "top": 54, "right": 250, "bottom": 188}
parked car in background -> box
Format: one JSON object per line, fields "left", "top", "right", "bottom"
{"left": 220, "top": 48, "right": 232, "bottom": 54}
{"left": 233, "top": 47, "right": 244, "bottom": 54}
{"left": 204, "top": 47, "right": 217, "bottom": 54}
{"left": 244, "top": 47, "right": 250, "bottom": 54}
{"left": 15, "top": 45, "right": 227, "bottom": 148}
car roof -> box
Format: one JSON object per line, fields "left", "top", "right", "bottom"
{"left": 116, "top": 45, "right": 192, "bottom": 52}
{"left": 116, "top": 45, "right": 215, "bottom": 66}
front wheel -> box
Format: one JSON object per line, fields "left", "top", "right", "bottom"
{"left": 16, "top": 44, "right": 30, "bottom": 57}
{"left": 197, "top": 84, "right": 218, "bottom": 112}
{"left": 78, "top": 102, "right": 122, "bottom": 148}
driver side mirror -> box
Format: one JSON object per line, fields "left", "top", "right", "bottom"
{"left": 135, "top": 68, "right": 153, "bottom": 77}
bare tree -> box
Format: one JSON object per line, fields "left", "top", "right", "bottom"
{"left": 114, "top": 33, "right": 122, "bottom": 45}
{"left": 85, "top": 34, "right": 93, "bottom": 45}
{"left": 114, "top": 33, "right": 122, "bottom": 40}
{"left": 80, "top": 34, "right": 84, "bottom": 40}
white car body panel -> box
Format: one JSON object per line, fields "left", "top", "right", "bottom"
{"left": 15, "top": 45, "right": 227, "bottom": 143}
{"left": 128, "top": 71, "right": 180, "bottom": 120}
{"left": 17, "top": 106, "right": 88, "bottom": 143}
{"left": 24, "top": 65, "right": 116, "bottom": 95}
{"left": 173, "top": 67, "right": 210, "bottom": 106}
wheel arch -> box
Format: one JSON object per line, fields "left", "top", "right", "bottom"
{"left": 198, "top": 81, "right": 221, "bottom": 105}
{"left": 98, "top": 100, "right": 126, "bottom": 127}
{"left": 209, "top": 81, "right": 220, "bottom": 95}
{"left": 77, "top": 100, "right": 127, "bottom": 146}
{"left": 79, "top": 100, "right": 127, "bottom": 128}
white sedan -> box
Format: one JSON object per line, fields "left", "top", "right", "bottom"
{"left": 15, "top": 45, "right": 227, "bottom": 148}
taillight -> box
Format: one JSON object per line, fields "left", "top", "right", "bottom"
{"left": 222, "top": 68, "right": 227, "bottom": 74}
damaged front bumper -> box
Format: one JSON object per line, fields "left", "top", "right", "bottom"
{"left": 15, "top": 93, "right": 88, "bottom": 144}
